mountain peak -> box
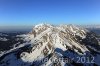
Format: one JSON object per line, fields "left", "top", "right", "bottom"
{"left": 34, "top": 23, "right": 53, "bottom": 28}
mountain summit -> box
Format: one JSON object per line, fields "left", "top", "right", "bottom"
{"left": 0, "top": 24, "right": 100, "bottom": 66}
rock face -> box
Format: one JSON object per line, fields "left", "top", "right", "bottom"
{"left": 0, "top": 24, "right": 100, "bottom": 66}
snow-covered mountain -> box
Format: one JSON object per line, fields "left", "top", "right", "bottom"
{"left": 0, "top": 24, "right": 100, "bottom": 66}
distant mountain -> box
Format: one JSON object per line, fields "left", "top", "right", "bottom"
{"left": 77, "top": 25, "right": 100, "bottom": 29}
{"left": 0, "top": 24, "right": 100, "bottom": 66}
{"left": 0, "top": 26, "right": 32, "bottom": 33}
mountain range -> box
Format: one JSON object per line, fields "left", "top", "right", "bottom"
{"left": 0, "top": 24, "right": 100, "bottom": 66}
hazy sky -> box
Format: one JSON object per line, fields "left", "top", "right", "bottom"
{"left": 0, "top": 0, "right": 100, "bottom": 26}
